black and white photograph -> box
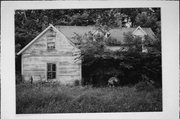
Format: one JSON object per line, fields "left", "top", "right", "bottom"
{"left": 15, "top": 8, "right": 162, "bottom": 114}
{"left": 1, "top": 1, "right": 179, "bottom": 119}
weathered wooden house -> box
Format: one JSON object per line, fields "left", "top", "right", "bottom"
{"left": 17, "top": 24, "right": 156, "bottom": 85}
{"left": 17, "top": 25, "right": 81, "bottom": 85}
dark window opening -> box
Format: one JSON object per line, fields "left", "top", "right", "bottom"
{"left": 47, "top": 42, "right": 55, "bottom": 50}
{"left": 47, "top": 63, "right": 56, "bottom": 79}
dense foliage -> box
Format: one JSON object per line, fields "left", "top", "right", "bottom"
{"left": 73, "top": 30, "right": 161, "bottom": 87}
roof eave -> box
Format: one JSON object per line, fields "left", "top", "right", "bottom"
{"left": 52, "top": 25, "right": 80, "bottom": 51}
{"left": 17, "top": 24, "right": 55, "bottom": 55}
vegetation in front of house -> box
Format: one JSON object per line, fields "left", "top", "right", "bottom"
{"left": 74, "top": 31, "right": 161, "bottom": 88}
{"left": 16, "top": 83, "right": 162, "bottom": 113}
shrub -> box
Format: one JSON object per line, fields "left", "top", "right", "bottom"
{"left": 81, "top": 51, "right": 162, "bottom": 87}
{"left": 74, "top": 80, "right": 80, "bottom": 86}
{"left": 108, "top": 77, "right": 119, "bottom": 87}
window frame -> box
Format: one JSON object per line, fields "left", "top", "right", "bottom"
{"left": 46, "top": 29, "right": 56, "bottom": 51}
{"left": 47, "top": 63, "right": 56, "bottom": 80}
{"left": 47, "top": 42, "right": 55, "bottom": 50}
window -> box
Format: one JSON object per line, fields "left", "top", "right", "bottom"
{"left": 46, "top": 29, "right": 56, "bottom": 50}
{"left": 47, "top": 42, "right": 55, "bottom": 50}
{"left": 47, "top": 63, "right": 56, "bottom": 79}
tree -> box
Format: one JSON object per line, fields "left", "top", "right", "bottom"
{"left": 122, "top": 32, "right": 162, "bottom": 87}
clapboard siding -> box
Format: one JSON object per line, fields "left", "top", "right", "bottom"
{"left": 21, "top": 26, "right": 81, "bottom": 84}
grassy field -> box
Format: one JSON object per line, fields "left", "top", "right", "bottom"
{"left": 16, "top": 83, "right": 162, "bottom": 114}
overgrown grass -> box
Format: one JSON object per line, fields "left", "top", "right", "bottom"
{"left": 16, "top": 83, "right": 162, "bottom": 114}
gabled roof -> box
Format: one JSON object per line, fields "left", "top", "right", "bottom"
{"left": 17, "top": 25, "right": 53, "bottom": 55}
{"left": 17, "top": 24, "right": 78, "bottom": 55}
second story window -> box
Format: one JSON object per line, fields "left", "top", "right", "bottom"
{"left": 47, "top": 42, "right": 55, "bottom": 50}
{"left": 47, "top": 28, "right": 56, "bottom": 51}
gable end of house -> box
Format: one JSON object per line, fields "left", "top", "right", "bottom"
{"left": 17, "top": 24, "right": 79, "bottom": 55}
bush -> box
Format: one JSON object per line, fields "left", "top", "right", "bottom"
{"left": 108, "top": 77, "right": 119, "bottom": 87}
{"left": 81, "top": 52, "right": 161, "bottom": 87}
{"left": 74, "top": 80, "right": 80, "bottom": 86}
